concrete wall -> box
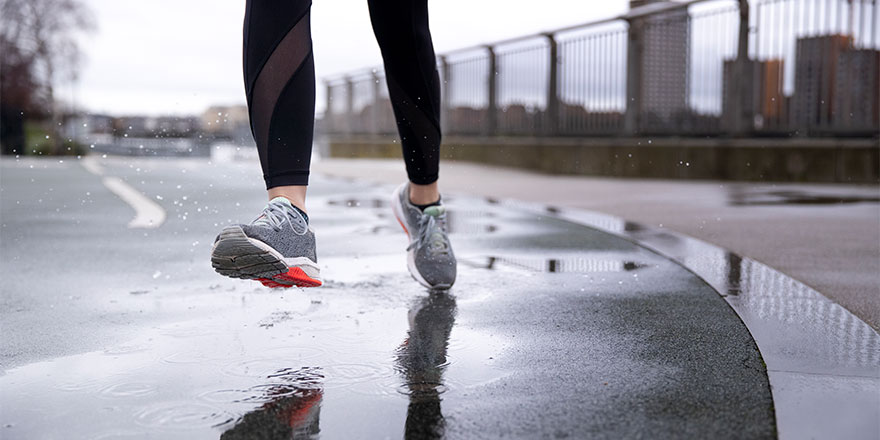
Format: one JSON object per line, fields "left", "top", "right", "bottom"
{"left": 325, "top": 135, "right": 880, "bottom": 183}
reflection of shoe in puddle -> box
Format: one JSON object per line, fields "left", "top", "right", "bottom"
{"left": 398, "top": 294, "right": 456, "bottom": 381}
{"left": 396, "top": 293, "right": 457, "bottom": 438}
{"left": 211, "top": 197, "right": 322, "bottom": 288}
{"left": 221, "top": 368, "right": 323, "bottom": 439}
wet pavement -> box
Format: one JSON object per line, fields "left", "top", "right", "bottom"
{"left": 315, "top": 158, "right": 880, "bottom": 331}
{"left": 0, "top": 155, "right": 856, "bottom": 439}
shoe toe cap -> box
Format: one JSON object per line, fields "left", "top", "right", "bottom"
{"left": 416, "top": 254, "right": 457, "bottom": 287}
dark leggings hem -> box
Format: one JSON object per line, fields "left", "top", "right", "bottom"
{"left": 408, "top": 173, "right": 438, "bottom": 185}
{"left": 265, "top": 171, "right": 310, "bottom": 189}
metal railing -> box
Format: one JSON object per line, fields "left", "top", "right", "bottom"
{"left": 321, "top": 0, "right": 879, "bottom": 138}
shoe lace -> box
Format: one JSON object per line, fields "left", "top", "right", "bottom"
{"left": 253, "top": 202, "right": 304, "bottom": 233}
{"left": 408, "top": 209, "right": 450, "bottom": 255}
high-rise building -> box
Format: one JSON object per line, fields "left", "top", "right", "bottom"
{"left": 630, "top": 0, "right": 690, "bottom": 130}
{"left": 833, "top": 48, "right": 879, "bottom": 132}
{"left": 792, "top": 35, "right": 853, "bottom": 131}
{"left": 721, "top": 59, "right": 785, "bottom": 130}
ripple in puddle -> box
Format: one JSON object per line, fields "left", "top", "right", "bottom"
{"left": 199, "top": 388, "right": 251, "bottom": 404}
{"left": 158, "top": 325, "right": 219, "bottom": 339}
{"left": 201, "top": 367, "right": 324, "bottom": 405}
{"left": 396, "top": 382, "right": 448, "bottom": 397}
{"left": 258, "top": 346, "right": 328, "bottom": 360}
{"left": 216, "top": 348, "right": 326, "bottom": 377}
{"left": 102, "top": 344, "right": 148, "bottom": 356}
{"left": 222, "top": 359, "right": 296, "bottom": 378}
{"left": 134, "top": 402, "right": 235, "bottom": 429}
{"left": 55, "top": 378, "right": 108, "bottom": 394}
{"left": 161, "top": 350, "right": 229, "bottom": 365}
{"left": 199, "top": 385, "right": 309, "bottom": 405}
{"left": 93, "top": 431, "right": 153, "bottom": 440}
{"left": 99, "top": 382, "right": 157, "bottom": 398}
{"left": 322, "top": 362, "right": 396, "bottom": 395}
{"left": 222, "top": 356, "right": 324, "bottom": 378}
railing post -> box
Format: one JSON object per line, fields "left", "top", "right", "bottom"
{"left": 324, "top": 80, "right": 333, "bottom": 133}
{"left": 624, "top": 17, "right": 643, "bottom": 136}
{"left": 486, "top": 45, "right": 498, "bottom": 136}
{"left": 544, "top": 33, "right": 559, "bottom": 136}
{"left": 344, "top": 76, "right": 354, "bottom": 135}
{"left": 440, "top": 55, "right": 451, "bottom": 136}
{"left": 732, "top": 0, "right": 753, "bottom": 136}
{"left": 371, "top": 70, "right": 381, "bottom": 135}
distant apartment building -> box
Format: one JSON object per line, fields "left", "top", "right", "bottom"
{"left": 62, "top": 114, "right": 114, "bottom": 139}
{"left": 793, "top": 35, "right": 879, "bottom": 134}
{"left": 112, "top": 116, "right": 200, "bottom": 138}
{"left": 153, "top": 116, "right": 200, "bottom": 137}
{"left": 721, "top": 59, "right": 785, "bottom": 130}
{"left": 793, "top": 35, "right": 852, "bottom": 131}
{"left": 630, "top": 0, "right": 690, "bottom": 129}
{"left": 200, "top": 105, "right": 253, "bottom": 145}
{"left": 832, "top": 48, "right": 879, "bottom": 132}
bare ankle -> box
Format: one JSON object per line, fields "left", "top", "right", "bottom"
{"left": 409, "top": 181, "right": 440, "bottom": 205}
{"left": 268, "top": 185, "right": 308, "bottom": 213}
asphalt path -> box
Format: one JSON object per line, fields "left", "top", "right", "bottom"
{"left": 1, "top": 156, "right": 774, "bottom": 439}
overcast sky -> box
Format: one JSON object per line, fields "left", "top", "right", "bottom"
{"left": 63, "top": 0, "right": 631, "bottom": 116}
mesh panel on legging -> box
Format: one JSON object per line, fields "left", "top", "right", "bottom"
{"left": 243, "top": 0, "right": 315, "bottom": 188}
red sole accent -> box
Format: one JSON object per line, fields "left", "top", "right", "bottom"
{"left": 393, "top": 204, "right": 409, "bottom": 236}
{"left": 257, "top": 267, "right": 322, "bottom": 289}
{"left": 395, "top": 216, "right": 408, "bottom": 235}
{"left": 257, "top": 278, "right": 293, "bottom": 288}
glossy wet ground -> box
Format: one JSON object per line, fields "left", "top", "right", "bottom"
{"left": 1, "top": 157, "right": 775, "bottom": 438}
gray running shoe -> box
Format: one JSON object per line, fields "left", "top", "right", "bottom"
{"left": 211, "top": 197, "right": 322, "bottom": 288}
{"left": 391, "top": 182, "right": 456, "bottom": 289}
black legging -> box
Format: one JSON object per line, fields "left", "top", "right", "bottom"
{"left": 243, "top": 0, "right": 442, "bottom": 188}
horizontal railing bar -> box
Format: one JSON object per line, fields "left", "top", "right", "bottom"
{"left": 322, "top": 0, "right": 721, "bottom": 82}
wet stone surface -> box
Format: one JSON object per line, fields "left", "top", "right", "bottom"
{"left": 1, "top": 158, "right": 775, "bottom": 439}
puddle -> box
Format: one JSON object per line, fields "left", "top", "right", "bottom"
{"left": 0, "top": 285, "right": 508, "bottom": 439}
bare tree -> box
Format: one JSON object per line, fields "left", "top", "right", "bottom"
{"left": 0, "top": 0, "right": 95, "bottom": 155}
{"left": 1, "top": 36, "right": 38, "bottom": 154}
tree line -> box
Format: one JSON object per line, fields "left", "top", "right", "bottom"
{"left": 0, "top": 0, "right": 94, "bottom": 155}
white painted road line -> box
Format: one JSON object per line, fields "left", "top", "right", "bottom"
{"left": 80, "top": 157, "right": 104, "bottom": 175}
{"left": 101, "top": 176, "right": 166, "bottom": 229}
{"left": 81, "top": 157, "right": 166, "bottom": 229}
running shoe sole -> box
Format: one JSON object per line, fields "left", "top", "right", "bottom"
{"left": 211, "top": 226, "right": 322, "bottom": 288}
{"left": 390, "top": 185, "right": 452, "bottom": 290}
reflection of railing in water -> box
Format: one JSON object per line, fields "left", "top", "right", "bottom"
{"left": 465, "top": 255, "right": 647, "bottom": 273}
{"left": 736, "top": 258, "right": 880, "bottom": 367}
{"left": 540, "top": 201, "right": 879, "bottom": 372}
{"left": 672, "top": 229, "right": 880, "bottom": 369}
{"left": 321, "top": 0, "right": 879, "bottom": 138}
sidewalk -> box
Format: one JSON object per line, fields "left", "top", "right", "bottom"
{"left": 1, "top": 156, "right": 779, "bottom": 438}
{"left": 314, "top": 158, "right": 880, "bottom": 330}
